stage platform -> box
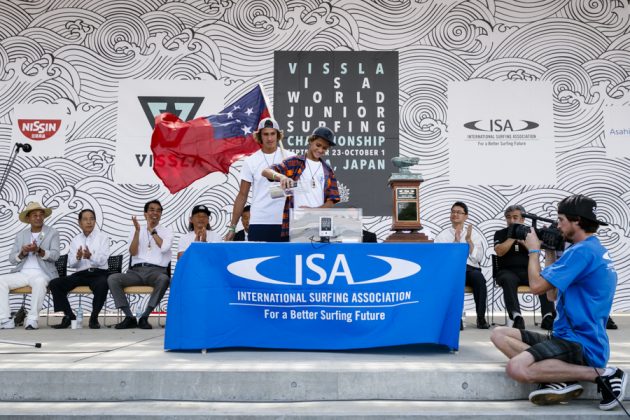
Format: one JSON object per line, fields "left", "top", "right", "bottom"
{"left": 1, "top": 314, "right": 628, "bottom": 419}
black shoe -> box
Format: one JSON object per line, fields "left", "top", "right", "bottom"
{"left": 606, "top": 317, "right": 618, "bottom": 330}
{"left": 513, "top": 315, "right": 525, "bottom": 330}
{"left": 596, "top": 367, "right": 627, "bottom": 410}
{"left": 476, "top": 317, "right": 490, "bottom": 329}
{"left": 114, "top": 316, "right": 137, "bottom": 329}
{"left": 541, "top": 314, "right": 554, "bottom": 331}
{"left": 52, "top": 315, "right": 74, "bottom": 329}
{"left": 89, "top": 318, "right": 101, "bottom": 329}
{"left": 138, "top": 316, "right": 152, "bottom": 329}
{"left": 529, "top": 382, "right": 583, "bottom": 405}
{"left": 13, "top": 306, "right": 26, "bottom": 327}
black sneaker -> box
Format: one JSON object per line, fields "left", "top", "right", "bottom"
{"left": 606, "top": 317, "right": 618, "bottom": 330}
{"left": 512, "top": 315, "right": 525, "bottom": 330}
{"left": 540, "top": 314, "right": 554, "bottom": 331}
{"left": 529, "top": 382, "right": 583, "bottom": 405}
{"left": 596, "top": 367, "right": 627, "bottom": 410}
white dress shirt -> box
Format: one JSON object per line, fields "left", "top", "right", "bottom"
{"left": 434, "top": 226, "right": 484, "bottom": 268}
{"left": 130, "top": 224, "right": 173, "bottom": 267}
{"left": 178, "top": 230, "right": 221, "bottom": 254}
{"left": 68, "top": 228, "right": 110, "bottom": 271}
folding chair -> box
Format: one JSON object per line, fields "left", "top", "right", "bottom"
{"left": 490, "top": 254, "right": 538, "bottom": 326}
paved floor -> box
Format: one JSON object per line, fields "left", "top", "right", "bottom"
{"left": 1, "top": 314, "right": 628, "bottom": 368}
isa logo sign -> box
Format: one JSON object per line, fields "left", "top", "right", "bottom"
{"left": 12, "top": 104, "right": 66, "bottom": 157}
{"left": 116, "top": 79, "right": 228, "bottom": 188}
{"left": 603, "top": 105, "right": 630, "bottom": 158}
{"left": 448, "top": 81, "right": 556, "bottom": 185}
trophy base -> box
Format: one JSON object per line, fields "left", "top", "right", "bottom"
{"left": 384, "top": 231, "right": 433, "bottom": 243}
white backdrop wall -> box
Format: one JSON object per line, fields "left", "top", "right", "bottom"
{"left": 0, "top": 0, "right": 629, "bottom": 314}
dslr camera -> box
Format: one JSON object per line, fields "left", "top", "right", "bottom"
{"left": 506, "top": 213, "right": 565, "bottom": 251}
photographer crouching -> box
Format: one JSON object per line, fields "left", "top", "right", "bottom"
{"left": 491, "top": 195, "right": 626, "bottom": 410}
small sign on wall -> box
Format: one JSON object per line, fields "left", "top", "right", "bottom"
{"left": 447, "top": 81, "right": 556, "bottom": 185}
{"left": 12, "top": 104, "right": 66, "bottom": 157}
{"left": 603, "top": 105, "right": 630, "bottom": 158}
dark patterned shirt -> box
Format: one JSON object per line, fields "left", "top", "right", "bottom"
{"left": 269, "top": 155, "right": 340, "bottom": 238}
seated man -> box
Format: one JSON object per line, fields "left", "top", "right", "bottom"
{"left": 233, "top": 205, "right": 250, "bottom": 242}
{"left": 108, "top": 200, "right": 172, "bottom": 329}
{"left": 491, "top": 195, "right": 626, "bottom": 410}
{"left": 49, "top": 209, "right": 110, "bottom": 329}
{"left": 494, "top": 205, "right": 555, "bottom": 330}
{"left": 0, "top": 202, "right": 60, "bottom": 330}
{"left": 178, "top": 204, "right": 220, "bottom": 259}
{"left": 435, "top": 201, "right": 489, "bottom": 329}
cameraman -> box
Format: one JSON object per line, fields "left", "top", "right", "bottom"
{"left": 494, "top": 204, "right": 555, "bottom": 330}
{"left": 490, "top": 195, "right": 625, "bottom": 410}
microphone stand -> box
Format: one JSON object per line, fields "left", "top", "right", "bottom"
{"left": 0, "top": 143, "right": 32, "bottom": 196}
{"left": 0, "top": 143, "right": 41, "bottom": 348}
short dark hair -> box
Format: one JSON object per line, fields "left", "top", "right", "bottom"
{"left": 243, "top": 205, "right": 251, "bottom": 213}
{"left": 78, "top": 209, "right": 96, "bottom": 221}
{"left": 504, "top": 205, "right": 525, "bottom": 217}
{"left": 452, "top": 201, "right": 468, "bottom": 215}
{"left": 144, "top": 200, "right": 162, "bottom": 213}
{"left": 564, "top": 215, "right": 599, "bottom": 234}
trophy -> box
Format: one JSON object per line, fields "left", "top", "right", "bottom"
{"left": 384, "top": 157, "right": 431, "bottom": 242}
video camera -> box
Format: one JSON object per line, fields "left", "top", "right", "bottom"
{"left": 506, "top": 213, "right": 565, "bottom": 251}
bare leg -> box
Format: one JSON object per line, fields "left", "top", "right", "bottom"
{"left": 507, "top": 350, "right": 603, "bottom": 384}
{"left": 491, "top": 326, "right": 530, "bottom": 359}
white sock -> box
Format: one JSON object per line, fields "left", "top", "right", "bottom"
{"left": 513, "top": 312, "right": 522, "bottom": 319}
{"left": 602, "top": 367, "right": 616, "bottom": 377}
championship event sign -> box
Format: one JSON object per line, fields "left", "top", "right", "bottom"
{"left": 164, "top": 242, "right": 467, "bottom": 351}
{"left": 273, "top": 51, "right": 399, "bottom": 216}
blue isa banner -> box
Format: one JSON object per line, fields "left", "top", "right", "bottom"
{"left": 165, "top": 243, "right": 468, "bottom": 351}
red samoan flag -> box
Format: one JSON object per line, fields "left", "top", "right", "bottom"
{"left": 151, "top": 84, "right": 269, "bottom": 193}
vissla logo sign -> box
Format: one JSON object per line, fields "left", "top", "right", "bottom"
{"left": 138, "top": 96, "right": 204, "bottom": 129}
{"left": 18, "top": 119, "right": 61, "bottom": 140}
{"left": 463, "top": 119, "right": 539, "bottom": 132}
{"left": 227, "top": 254, "right": 421, "bottom": 286}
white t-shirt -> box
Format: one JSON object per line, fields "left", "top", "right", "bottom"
{"left": 22, "top": 232, "right": 44, "bottom": 270}
{"left": 178, "top": 230, "right": 221, "bottom": 254}
{"left": 240, "top": 148, "right": 295, "bottom": 225}
{"left": 294, "top": 159, "right": 325, "bottom": 209}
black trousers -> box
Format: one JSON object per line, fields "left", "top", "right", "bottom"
{"left": 496, "top": 267, "right": 555, "bottom": 319}
{"left": 466, "top": 265, "right": 487, "bottom": 319}
{"left": 49, "top": 269, "right": 109, "bottom": 317}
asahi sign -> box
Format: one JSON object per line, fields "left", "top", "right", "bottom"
{"left": 274, "top": 51, "right": 399, "bottom": 216}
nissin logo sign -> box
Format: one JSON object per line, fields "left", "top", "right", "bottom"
{"left": 463, "top": 119, "right": 539, "bottom": 132}
{"left": 227, "top": 254, "right": 421, "bottom": 286}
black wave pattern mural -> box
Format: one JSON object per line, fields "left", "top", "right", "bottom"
{"left": 0, "top": 0, "right": 628, "bottom": 315}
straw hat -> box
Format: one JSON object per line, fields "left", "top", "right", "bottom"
{"left": 19, "top": 202, "right": 53, "bottom": 223}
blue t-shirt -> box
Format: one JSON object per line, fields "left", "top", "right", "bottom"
{"left": 541, "top": 236, "right": 617, "bottom": 367}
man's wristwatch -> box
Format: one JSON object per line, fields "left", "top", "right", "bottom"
{"left": 151, "top": 230, "right": 158, "bottom": 236}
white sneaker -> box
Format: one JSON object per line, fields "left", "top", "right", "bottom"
{"left": 0, "top": 318, "right": 15, "bottom": 329}
{"left": 25, "top": 319, "right": 38, "bottom": 330}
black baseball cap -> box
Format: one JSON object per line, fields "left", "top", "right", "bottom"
{"left": 558, "top": 194, "right": 608, "bottom": 226}
{"left": 312, "top": 126, "right": 336, "bottom": 146}
{"left": 191, "top": 204, "right": 210, "bottom": 216}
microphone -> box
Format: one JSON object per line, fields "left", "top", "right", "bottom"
{"left": 16, "top": 143, "right": 32, "bottom": 153}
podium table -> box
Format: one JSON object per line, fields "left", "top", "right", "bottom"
{"left": 164, "top": 242, "right": 468, "bottom": 351}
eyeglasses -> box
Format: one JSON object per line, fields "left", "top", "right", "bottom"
{"left": 450, "top": 211, "right": 466, "bottom": 215}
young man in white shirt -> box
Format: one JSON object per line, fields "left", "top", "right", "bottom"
{"left": 261, "top": 126, "right": 340, "bottom": 240}
{"left": 435, "top": 201, "right": 489, "bottom": 329}
{"left": 49, "top": 209, "right": 111, "bottom": 329}
{"left": 225, "top": 118, "right": 293, "bottom": 242}
{"left": 177, "top": 204, "right": 220, "bottom": 259}
{"left": 107, "top": 200, "right": 173, "bottom": 329}
{"left": 0, "top": 202, "right": 60, "bottom": 330}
